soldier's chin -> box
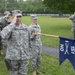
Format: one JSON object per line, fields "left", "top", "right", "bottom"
{"left": 16, "top": 22, "right": 21, "bottom": 25}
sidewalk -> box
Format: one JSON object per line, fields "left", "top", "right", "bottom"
{"left": 42, "top": 45, "right": 59, "bottom": 57}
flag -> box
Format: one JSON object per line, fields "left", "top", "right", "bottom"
{"left": 59, "top": 36, "right": 75, "bottom": 69}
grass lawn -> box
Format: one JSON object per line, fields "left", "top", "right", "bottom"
{"left": 22, "top": 16, "right": 72, "bottom": 47}
{"left": 0, "top": 16, "right": 75, "bottom": 75}
{"left": 0, "top": 53, "right": 75, "bottom": 75}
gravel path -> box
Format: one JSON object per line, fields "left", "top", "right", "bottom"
{"left": 42, "top": 45, "right": 59, "bottom": 57}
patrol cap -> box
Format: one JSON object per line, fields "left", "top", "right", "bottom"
{"left": 4, "top": 11, "right": 10, "bottom": 15}
{"left": 12, "top": 10, "right": 22, "bottom": 17}
{"left": 30, "top": 14, "right": 38, "bottom": 20}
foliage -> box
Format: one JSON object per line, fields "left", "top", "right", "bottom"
{"left": 0, "top": 0, "right": 47, "bottom": 13}
{"left": 43, "top": 0, "right": 75, "bottom": 14}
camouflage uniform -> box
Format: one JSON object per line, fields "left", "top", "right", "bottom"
{"left": 29, "top": 24, "right": 42, "bottom": 71}
{"left": 0, "top": 15, "right": 11, "bottom": 54}
{"left": 0, "top": 16, "right": 11, "bottom": 30}
{"left": 1, "top": 23, "right": 30, "bottom": 75}
{"left": 0, "top": 11, "right": 11, "bottom": 31}
{"left": 69, "top": 14, "right": 75, "bottom": 38}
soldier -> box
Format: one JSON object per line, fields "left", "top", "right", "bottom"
{"left": 69, "top": 12, "right": 75, "bottom": 38}
{"left": 0, "top": 11, "right": 11, "bottom": 55}
{"left": 0, "top": 11, "right": 11, "bottom": 30}
{"left": 0, "top": 10, "right": 30, "bottom": 75}
{"left": 29, "top": 14, "right": 42, "bottom": 75}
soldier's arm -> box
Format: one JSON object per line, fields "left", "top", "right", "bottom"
{"left": 0, "top": 18, "right": 5, "bottom": 30}
{"left": 32, "top": 25, "right": 41, "bottom": 36}
{"left": 69, "top": 15, "right": 74, "bottom": 20}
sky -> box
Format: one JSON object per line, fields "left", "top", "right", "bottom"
{"left": 23, "top": 0, "right": 27, "bottom": 1}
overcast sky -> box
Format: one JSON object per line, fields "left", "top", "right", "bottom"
{"left": 23, "top": 0, "right": 26, "bottom": 1}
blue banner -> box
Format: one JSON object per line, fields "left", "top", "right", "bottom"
{"left": 59, "top": 36, "right": 75, "bottom": 69}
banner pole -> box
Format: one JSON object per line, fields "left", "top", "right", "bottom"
{"left": 41, "top": 33, "right": 59, "bottom": 38}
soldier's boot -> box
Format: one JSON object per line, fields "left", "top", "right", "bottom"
{"left": 0, "top": 50, "right": 3, "bottom": 55}
{"left": 1, "top": 51, "right": 3, "bottom": 55}
{"left": 36, "top": 70, "right": 39, "bottom": 75}
{"left": 32, "top": 70, "right": 37, "bottom": 75}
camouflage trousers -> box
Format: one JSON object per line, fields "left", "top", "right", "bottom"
{"left": 73, "top": 30, "right": 75, "bottom": 38}
{"left": 9, "top": 60, "right": 29, "bottom": 75}
{"left": 0, "top": 45, "right": 3, "bottom": 55}
{"left": 0, "top": 36, "right": 3, "bottom": 55}
{"left": 71, "top": 28, "right": 75, "bottom": 38}
{"left": 30, "top": 45, "right": 42, "bottom": 71}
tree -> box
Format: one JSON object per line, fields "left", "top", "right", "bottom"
{"left": 0, "top": 0, "right": 6, "bottom": 12}
{"left": 7, "top": 0, "right": 18, "bottom": 11}
{"left": 0, "top": 0, "right": 50, "bottom": 13}
{"left": 43, "top": 0, "right": 75, "bottom": 14}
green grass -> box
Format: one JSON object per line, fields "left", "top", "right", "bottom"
{"left": 0, "top": 53, "right": 75, "bottom": 75}
{"left": 22, "top": 16, "right": 72, "bottom": 47}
